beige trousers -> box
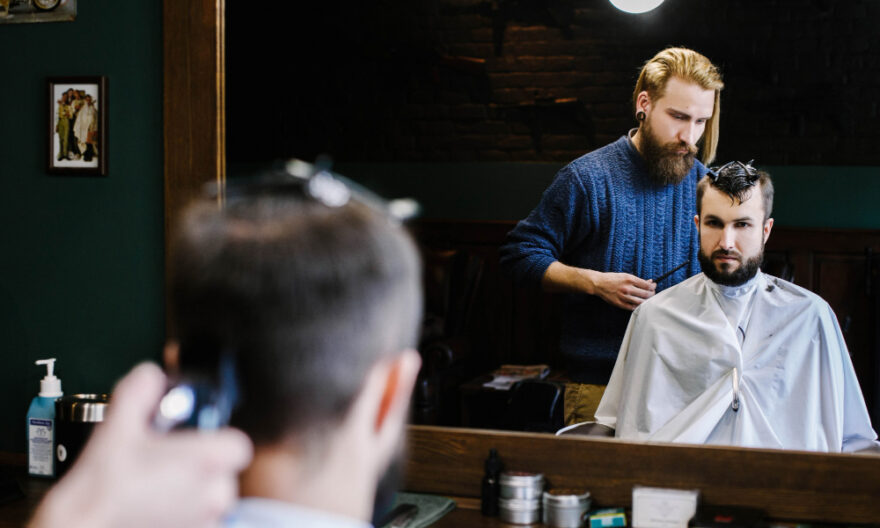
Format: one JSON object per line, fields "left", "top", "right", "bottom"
{"left": 563, "top": 383, "right": 607, "bottom": 425}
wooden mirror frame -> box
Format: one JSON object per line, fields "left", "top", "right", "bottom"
{"left": 162, "top": 3, "right": 880, "bottom": 523}
{"left": 163, "top": 0, "right": 225, "bottom": 332}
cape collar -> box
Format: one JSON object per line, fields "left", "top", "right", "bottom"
{"left": 705, "top": 270, "right": 762, "bottom": 299}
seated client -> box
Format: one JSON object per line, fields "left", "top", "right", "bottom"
{"left": 169, "top": 169, "right": 423, "bottom": 526}
{"left": 594, "top": 161, "right": 879, "bottom": 452}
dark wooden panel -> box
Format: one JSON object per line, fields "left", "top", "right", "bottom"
{"left": 414, "top": 220, "right": 563, "bottom": 370}
{"left": 815, "top": 254, "right": 875, "bottom": 413}
{"left": 403, "top": 426, "right": 880, "bottom": 524}
{"left": 163, "top": 0, "right": 225, "bottom": 334}
{"left": 163, "top": 0, "right": 225, "bottom": 233}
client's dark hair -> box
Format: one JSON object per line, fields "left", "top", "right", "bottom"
{"left": 169, "top": 184, "right": 422, "bottom": 446}
{"left": 697, "top": 160, "right": 774, "bottom": 220}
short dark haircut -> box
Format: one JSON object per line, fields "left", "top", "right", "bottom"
{"left": 169, "top": 183, "right": 422, "bottom": 446}
{"left": 697, "top": 161, "right": 774, "bottom": 220}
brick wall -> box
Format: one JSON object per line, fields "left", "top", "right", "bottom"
{"left": 228, "top": 0, "right": 880, "bottom": 165}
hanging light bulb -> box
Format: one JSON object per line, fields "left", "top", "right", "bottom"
{"left": 609, "top": 0, "right": 665, "bottom": 14}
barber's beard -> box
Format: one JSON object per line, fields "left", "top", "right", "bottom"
{"left": 639, "top": 123, "right": 697, "bottom": 186}
{"left": 699, "top": 247, "right": 763, "bottom": 287}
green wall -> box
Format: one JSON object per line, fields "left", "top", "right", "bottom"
{"left": 0, "top": 1, "right": 164, "bottom": 452}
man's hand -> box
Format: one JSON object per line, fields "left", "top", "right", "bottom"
{"left": 589, "top": 272, "right": 656, "bottom": 310}
{"left": 541, "top": 262, "right": 656, "bottom": 311}
{"left": 30, "top": 363, "right": 253, "bottom": 528}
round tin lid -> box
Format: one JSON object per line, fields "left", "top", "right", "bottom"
{"left": 55, "top": 393, "right": 109, "bottom": 422}
{"left": 543, "top": 489, "right": 591, "bottom": 507}
{"left": 500, "top": 470, "right": 545, "bottom": 487}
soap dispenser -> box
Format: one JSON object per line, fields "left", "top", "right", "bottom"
{"left": 27, "top": 358, "right": 63, "bottom": 477}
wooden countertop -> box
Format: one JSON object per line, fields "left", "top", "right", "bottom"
{"left": 0, "top": 467, "right": 52, "bottom": 528}
{"left": 6, "top": 424, "right": 880, "bottom": 528}
{"left": 402, "top": 426, "right": 880, "bottom": 525}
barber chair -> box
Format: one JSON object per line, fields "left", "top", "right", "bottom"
{"left": 413, "top": 248, "right": 484, "bottom": 426}
{"left": 555, "top": 421, "right": 615, "bottom": 437}
{"left": 502, "top": 379, "right": 564, "bottom": 433}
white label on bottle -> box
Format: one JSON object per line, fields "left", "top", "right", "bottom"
{"left": 28, "top": 418, "right": 53, "bottom": 476}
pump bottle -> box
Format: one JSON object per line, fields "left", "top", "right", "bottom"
{"left": 481, "top": 448, "right": 503, "bottom": 516}
{"left": 27, "top": 358, "right": 63, "bottom": 478}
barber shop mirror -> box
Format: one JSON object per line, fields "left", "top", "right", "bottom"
{"left": 166, "top": 2, "right": 880, "bottom": 455}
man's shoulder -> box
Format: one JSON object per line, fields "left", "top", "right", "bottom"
{"left": 644, "top": 273, "right": 828, "bottom": 310}
{"left": 563, "top": 136, "right": 634, "bottom": 176}
{"left": 690, "top": 159, "right": 710, "bottom": 181}
{"left": 226, "top": 498, "right": 371, "bottom": 528}
{"left": 761, "top": 273, "right": 831, "bottom": 311}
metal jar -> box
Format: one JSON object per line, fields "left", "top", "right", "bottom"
{"left": 54, "top": 393, "right": 108, "bottom": 477}
{"left": 499, "top": 471, "right": 545, "bottom": 500}
{"left": 499, "top": 497, "right": 541, "bottom": 525}
{"left": 543, "top": 489, "right": 591, "bottom": 528}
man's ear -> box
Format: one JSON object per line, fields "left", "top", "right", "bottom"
{"left": 763, "top": 217, "right": 774, "bottom": 243}
{"left": 163, "top": 341, "right": 180, "bottom": 375}
{"left": 636, "top": 91, "right": 652, "bottom": 115}
{"left": 374, "top": 349, "right": 421, "bottom": 436}
{"left": 694, "top": 214, "right": 700, "bottom": 229}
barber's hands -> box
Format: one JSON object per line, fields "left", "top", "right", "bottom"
{"left": 590, "top": 272, "right": 656, "bottom": 310}
{"left": 30, "top": 363, "right": 253, "bottom": 528}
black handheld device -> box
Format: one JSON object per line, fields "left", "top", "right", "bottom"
{"left": 153, "top": 352, "right": 239, "bottom": 431}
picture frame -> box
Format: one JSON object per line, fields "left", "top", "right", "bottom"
{"left": 0, "top": 0, "right": 76, "bottom": 24}
{"left": 48, "top": 76, "right": 107, "bottom": 176}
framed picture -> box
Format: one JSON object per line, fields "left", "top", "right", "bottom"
{"left": 0, "top": 0, "right": 75, "bottom": 24}
{"left": 48, "top": 76, "right": 107, "bottom": 175}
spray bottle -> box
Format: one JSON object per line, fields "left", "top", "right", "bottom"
{"left": 27, "top": 358, "right": 63, "bottom": 477}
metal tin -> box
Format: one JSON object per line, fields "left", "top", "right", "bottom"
{"left": 56, "top": 393, "right": 108, "bottom": 422}
{"left": 55, "top": 394, "right": 109, "bottom": 477}
{"left": 543, "top": 489, "right": 591, "bottom": 528}
{"left": 499, "top": 471, "right": 545, "bottom": 500}
{"left": 499, "top": 497, "right": 541, "bottom": 525}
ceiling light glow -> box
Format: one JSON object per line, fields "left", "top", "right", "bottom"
{"left": 609, "top": 0, "right": 665, "bottom": 14}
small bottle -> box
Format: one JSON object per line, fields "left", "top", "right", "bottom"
{"left": 481, "top": 448, "right": 503, "bottom": 516}
{"left": 27, "top": 358, "right": 63, "bottom": 478}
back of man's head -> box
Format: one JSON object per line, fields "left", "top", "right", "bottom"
{"left": 696, "top": 161, "right": 774, "bottom": 221}
{"left": 169, "top": 177, "right": 423, "bottom": 447}
{"left": 633, "top": 47, "right": 724, "bottom": 164}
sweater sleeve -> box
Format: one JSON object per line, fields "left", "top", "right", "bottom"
{"left": 498, "top": 164, "right": 593, "bottom": 284}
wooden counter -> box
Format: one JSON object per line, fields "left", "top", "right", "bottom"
{"left": 0, "top": 465, "right": 52, "bottom": 528}
{"left": 5, "top": 426, "right": 880, "bottom": 526}
{"left": 402, "top": 425, "right": 880, "bottom": 525}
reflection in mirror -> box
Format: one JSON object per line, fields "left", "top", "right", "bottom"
{"left": 590, "top": 163, "right": 879, "bottom": 453}
{"left": 223, "top": 2, "right": 880, "bottom": 452}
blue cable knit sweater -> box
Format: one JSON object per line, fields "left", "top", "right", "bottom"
{"left": 499, "top": 134, "right": 708, "bottom": 383}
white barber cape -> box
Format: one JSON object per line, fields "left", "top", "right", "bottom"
{"left": 594, "top": 271, "right": 879, "bottom": 452}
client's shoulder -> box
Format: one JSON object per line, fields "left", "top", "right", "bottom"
{"left": 633, "top": 273, "right": 706, "bottom": 318}
{"left": 760, "top": 273, "right": 829, "bottom": 311}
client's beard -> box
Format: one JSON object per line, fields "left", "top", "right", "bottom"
{"left": 698, "top": 248, "right": 763, "bottom": 287}
{"left": 639, "top": 124, "right": 697, "bottom": 186}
